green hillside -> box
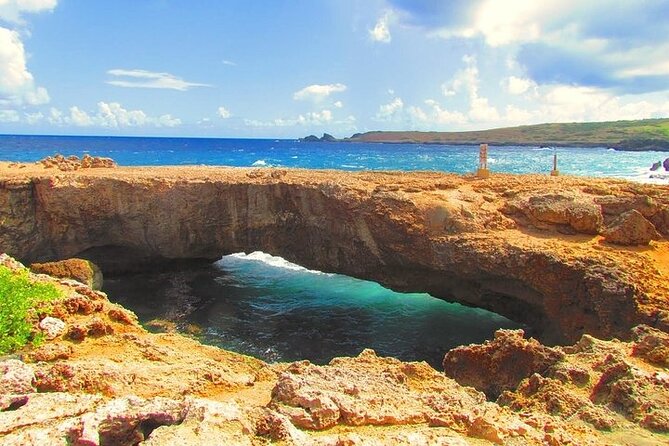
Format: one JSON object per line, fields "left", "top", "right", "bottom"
{"left": 345, "top": 118, "right": 669, "bottom": 151}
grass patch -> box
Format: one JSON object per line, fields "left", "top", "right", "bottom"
{"left": 0, "top": 265, "right": 61, "bottom": 355}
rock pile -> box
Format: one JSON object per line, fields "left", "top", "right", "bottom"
{"left": 37, "top": 154, "right": 116, "bottom": 171}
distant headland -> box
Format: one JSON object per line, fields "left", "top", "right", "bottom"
{"left": 301, "top": 118, "right": 669, "bottom": 151}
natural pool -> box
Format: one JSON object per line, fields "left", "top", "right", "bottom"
{"left": 103, "top": 252, "right": 524, "bottom": 368}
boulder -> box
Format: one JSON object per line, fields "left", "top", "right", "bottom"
{"left": 38, "top": 316, "right": 66, "bottom": 340}
{"left": 0, "top": 360, "right": 35, "bottom": 394}
{"left": 443, "top": 329, "right": 564, "bottom": 399}
{"left": 504, "top": 194, "right": 603, "bottom": 234}
{"left": 664, "top": 157, "right": 669, "bottom": 171}
{"left": 594, "top": 195, "right": 657, "bottom": 218}
{"left": 603, "top": 209, "right": 661, "bottom": 246}
{"left": 650, "top": 161, "right": 661, "bottom": 171}
{"left": 631, "top": 325, "right": 669, "bottom": 367}
{"left": 30, "top": 258, "right": 103, "bottom": 290}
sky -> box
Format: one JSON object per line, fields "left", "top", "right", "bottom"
{"left": 1, "top": 0, "right": 669, "bottom": 138}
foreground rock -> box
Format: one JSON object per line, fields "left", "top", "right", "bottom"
{"left": 445, "top": 328, "right": 669, "bottom": 438}
{"left": 1, "top": 256, "right": 668, "bottom": 445}
{"left": 1, "top": 164, "right": 668, "bottom": 343}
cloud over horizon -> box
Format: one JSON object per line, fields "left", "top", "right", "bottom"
{"left": 107, "top": 69, "right": 210, "bottom": 91}
{"left": 293, "top": 83, "right": 347, "bottom": 102}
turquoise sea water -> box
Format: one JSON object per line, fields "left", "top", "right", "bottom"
{"left": 103, "top": 252, "right": 522, "bottom": 368}
{"left": 0, "top": 134, "right": 668, "bottom": 183}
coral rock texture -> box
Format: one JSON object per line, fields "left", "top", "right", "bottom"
{"left": 1, "top": 165, "right": 668, "bottom": 342}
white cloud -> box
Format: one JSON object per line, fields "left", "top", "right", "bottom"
{"left": 469, "top": 96, "right": 499, "bottom": 122}
{"left": 68, "top": 105, "right": 93, "bottom": 126}
{"left": 0, "top": 0, "right": 57, "bottom": 24}
{"left": 47, "top": 106, "right": 62, "bottom": 124}
{"left": 334, "top": 100, "right": 343, "bottom": 108}
{"left": 503, "top": 76, "right": 537, "bottom": 95}
{"left": 293, "top": 83, "right": 347, "bottom": 102}
{"left": 0, "top": 27, "right": 49, "bottom": 105}
{"left": 408, "top": 100, "right": 467, "bottom": 126}
{"left": 497, "top": 84, "right": 669, "bottom": 125}
{"left": 369, "top": 11, "right": 393, "bottom": 43}
{"left": 217, "top": 106, "right": 231, "bottom": 119}
{"left": 297, "top": 109, "right": 333, "bottom": 125}
{"left": 375, "top": 97, "right": 403, "bottom": 121}
{"left": 441, "top": 55, "right": 500, "bottom": 123}
{"left": 243, "top": 109, "right": 355, "bottom": 129}
{"left": 46, "top": 102, "right": 181, "bottom": 128}
{"left": 107, "top": 69, "right": 210, "bottom": 91}
{"left": 222, "top": 59, "right": 237, "bottom": 66}
{"left": 0, "top": 109, "right": 19, "bottom": 122}
{"left": 24, "top": 110, "right": 42, "bottom": 123}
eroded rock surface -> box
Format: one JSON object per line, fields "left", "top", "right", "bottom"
{"left": 30, "top": 258, "right": 103, "bottom": 290}
{"left": 1, "top": 165, "right": 668, "bottom": 343}
{"left": 1, "top": 257, "right": 668, "bottom": 445}
{"left": 446, "top": 328, "right": 669, "bottom": 439}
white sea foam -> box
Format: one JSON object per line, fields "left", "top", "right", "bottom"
{"left": 221, "top": 251, "right": 331, "bottom": 275}
{"left": 624, "top": 167, "right": 669, "bottom": 185}
{"left": 252, "top": 159, "right": 267, "bottom": 166}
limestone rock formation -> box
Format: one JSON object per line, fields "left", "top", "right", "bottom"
{"left": 1, "top": 257, "right": 669, "bottom": 445}
{"left": 502, "top": 193, "right": 603, "bottom": 234}
{"left": 37, "top": 154, "right": 116, "bottom": 171}
{"left": 446, "top": 328, "right": 669, "bottom": 436}
{"left": 603, "top": 209, "right": 662, "bottom": 245}
{"left": 1, "top": 165, "right": 668, "bottom": 343}
{"left": 443, "top": 329, "right": 564, "bottom": 398}
{"left": 30, "top": 258, "right": 103, "bottom": 290}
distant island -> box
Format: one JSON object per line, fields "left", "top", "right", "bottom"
{"left": 302, "top": 118, "right": 669, "bottom": 151}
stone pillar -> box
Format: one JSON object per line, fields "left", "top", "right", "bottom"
{"left": 550, "top": 153, "right": 560, "bottom": 176}
{"left": 477, "top": 143, "right": 490, "bottom": 178}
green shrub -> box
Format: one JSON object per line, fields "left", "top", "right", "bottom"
{"left": 0, "top": 265, "right": 61, "bottom": 355}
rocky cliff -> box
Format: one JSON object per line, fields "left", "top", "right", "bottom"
{"left": 1, "top": 163, "right": 668, "bottom": 343}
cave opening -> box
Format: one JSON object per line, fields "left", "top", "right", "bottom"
{"left": 100, "top": 251, "right": 525, "bottom": 369}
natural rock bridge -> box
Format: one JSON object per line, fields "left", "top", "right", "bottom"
{"left": 1, "top": 164, "right": 668, "bottom": 343}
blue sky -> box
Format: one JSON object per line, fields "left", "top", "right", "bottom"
{"left": 1, "top": 0, "right": 669, "bottom": 138}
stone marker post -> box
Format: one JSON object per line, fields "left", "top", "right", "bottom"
{"left": 477, "top": 143, "right": 490, "bottom": 178}
{"left": 550, "top": 153, "right": 560, "bottom": 176}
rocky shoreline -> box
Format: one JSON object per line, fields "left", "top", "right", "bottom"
{"left": 1, "top": 161, "right": 668, "bottom": 444}
{"left": 1, "top": 254, "right": 668, "bottom": 445}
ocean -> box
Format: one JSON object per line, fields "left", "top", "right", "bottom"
{"left": 0, "top": 134, "right": 668, "bottom": 183}
{"left": 3, "top": 134, "right": 666, "bottom": 366}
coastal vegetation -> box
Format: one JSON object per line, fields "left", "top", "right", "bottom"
{"left": 0, "top": 265, "right": 60, "bottom": 354}
{"left": 341, "top": 118, "right": 669, "bottom": 151}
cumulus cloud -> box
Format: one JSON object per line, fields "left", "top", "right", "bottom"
{"left": 0, "top": 0, "right": 57, "bottom": 24}
{"left": 106, "top": 69, "right": 210, "bottom": 91}
{"left": 0, "top": 109, "right": 19, "bottom": 122}
{"left": 387, "top": 0, "right": 669, "bottom": 95}
{"left": 0, "top": 27, "right": 50, "bottom": 105}
{"left": 407, "top": 99, "right": 466, "bottom": 125}
{"left": 502, "top": 76, "right": 537, "bottom": 95}
{"left": 293, "top": 83, "right": 347, "bottom": 102}
{"left": 217, "top": 106, "right": 231, "bottom": 119}
{"left": 46, "top": 102, "right": 181, "bottom": 128}
{"left": 369, "top": 11, "right": 394, "bottom": 43}
{"left": 244, "top": 110, "right": 355, "bottom": 129}
{"left": 441, "top": 55, "right": 500, "bottom": 123}
{"left": 375, "top": 97, "right": 404, "bottom": 121}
